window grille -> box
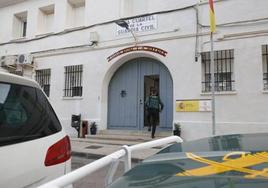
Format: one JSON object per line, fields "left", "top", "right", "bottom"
{"left": 263, "top": 45, "right": 268, "bottom": 90}
{"left": 201, "top": 49, "right": 235, "bottom": 92}
{"left": 64, "top": 65, "right": 83, "bottom": 97}
{"left": 36, "top": 69, "right": 51, "bottom": 97}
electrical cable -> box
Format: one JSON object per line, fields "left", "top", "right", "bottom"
{"left": 1, "top": 0, "right": 267, "bottom": 50}
{"left": 0, "top": 4, "right": 196, "bottom": 46}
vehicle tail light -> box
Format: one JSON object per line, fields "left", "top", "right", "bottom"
{"left": 44, "top": 136, "right": 71, "bottom": 166}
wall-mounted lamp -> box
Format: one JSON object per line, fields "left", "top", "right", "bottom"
{"left": 115, "top": 20, "right": 129, "bottom": 29}
{"left": 89, "top": 32, "right": 99, "bottom": 46}
{"left": 115, "top": 19, "right": 138, "bottom": 46}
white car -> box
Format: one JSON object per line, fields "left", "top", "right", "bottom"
{"left": 0, "top": 72, "right": 71, "bottom": 188}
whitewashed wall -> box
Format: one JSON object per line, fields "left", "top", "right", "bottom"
{"left": 0, "top": 0, "right": 268, "bottom": 139}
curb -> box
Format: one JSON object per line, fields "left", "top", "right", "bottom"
{"left": 71, "top": 151, "right": 104, "bottom": 160}
{"left": 71, "top": 151, "right": 143, "bottom": 163}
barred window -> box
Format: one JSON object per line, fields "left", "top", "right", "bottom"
{"left": 64, "top": 65, "right": 83, "bottom": 97}
{"left": 201, "top": 49, "right": 235, "bottom": 92}
{"left": 35, "top": 69, "right": 51, "bottom": 97}
{"left": 262, "top": 45, "right": 268, "bottom": 90}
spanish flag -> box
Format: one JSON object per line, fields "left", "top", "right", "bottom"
{"left": 209, "top": 0, "right": 216, "bottom": 33}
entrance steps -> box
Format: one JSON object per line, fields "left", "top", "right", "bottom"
{"left": 71, "top": 130, "right": 173, "bottom": 160}
{"left": 85, "top": 130, "right": 173, "bottom": 145}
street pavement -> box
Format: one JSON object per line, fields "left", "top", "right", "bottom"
{"left": 69, "top": 130, "right": 173, "bottom": 187}
{"left": 71, "top": 156, "right": 131, "bottom": 188}
{"left": 72, "top": 156, "right": 141, "bottom": 188}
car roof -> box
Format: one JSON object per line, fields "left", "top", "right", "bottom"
{"left": 0, "top": 71, "right": 40, "bottom": 88}
{"left": 154, "top": 132, "right": 268, "bottom": 155}
{"left": 109, "top": 133, "right": 268, "bottom": 188}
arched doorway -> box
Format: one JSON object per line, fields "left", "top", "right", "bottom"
{"left": 108, "top": 57, "right": 173, "bottom": 130}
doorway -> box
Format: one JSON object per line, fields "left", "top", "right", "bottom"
{"left": 144, "top": 75, "right": 159, "bottom": 128}
{"left": 108, "top": 58, "right": 173, "bottom": 130}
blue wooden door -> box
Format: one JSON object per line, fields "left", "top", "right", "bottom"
{"left": 108, "top": 58, "right": 173, "bottom": 130}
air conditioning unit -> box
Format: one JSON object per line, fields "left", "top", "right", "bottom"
{"left": 17, "top": 54, "right": 33, "bottom": 65}
{"left": 1, "top": 55, "right": 17, "bottom": 67}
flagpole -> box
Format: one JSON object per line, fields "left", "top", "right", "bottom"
{"left": 209, "top": 0, "right": 216, "bottom": 135}
{"left": 210, "top": 32, "right": 216, "bottom": 135}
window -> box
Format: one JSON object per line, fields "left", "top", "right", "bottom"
{"left": 262, "top": 45, "right": 268, "bottom": 90}
{"left": 66, "top": 0, "right": 85, "bottom": 28}
{"left": 0, "top": 83, "right": 61, "bottom": 147}
{"left": 121, "top": 0, "right": 148, "bottom": 17}
{"left": 64, "top": 65, "right": 83, "bottom": 97}
{"left": 13, "top": 11, "right": 27, "bottom": 38}
{"left": 36, "top": 69, "right": 51, "bottom": 97}
{"left": 201, "top": 49, "right": 235, "bottom": 92}
{"left": 37, "top": 5, "right": 55, "bottom": 34}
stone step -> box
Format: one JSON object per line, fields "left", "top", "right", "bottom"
{"left": 71, "top": 137, "right": 143, "bottom": 146}
{"left": 85, "top": 133, "right": 153, "bottom": 142}
{"left": 70, "top": 137, "right": 162, "bottom": 161}
{"left": 71, "top": 130, "right": 174, "bottom": 161}
{"left": 98, "top": 129, "right": 172, "bottom": 137}
{"left": 85, "top": 130, "right": 172, "bottom": 142}
{"left": 81, "top": 130, "right": 173, "bottom": 146}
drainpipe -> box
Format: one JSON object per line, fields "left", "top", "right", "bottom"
{"left": 194, "top": 1, "right": 201, "bottom": 62}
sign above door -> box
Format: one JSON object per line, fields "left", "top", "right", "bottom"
{"left": 107, "top": 46, "right": 168, "bottom": 62}
{"left": 116, "top": 15, "right": 157, "bottom": 36}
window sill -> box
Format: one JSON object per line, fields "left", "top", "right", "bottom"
{"left": 263, "top": 90, "right": 268, "bottom": 94}
{"left": 62, "top": 96, "right": 83, "bottom": 100}
{"left": 64, "top": 26, "right": 85, "bottom": 32}
{"left": 35, "top": 32, "right": 54, "bottom": 38}
{"left": 200, "top": 91, "right": 237, "bottom": 96}
{"left": 10, "top": 37, "right": 27, "bottom": 42}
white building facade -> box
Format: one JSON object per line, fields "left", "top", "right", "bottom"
{"left": 0, "top": 0, "right": 268, "bottom": 140}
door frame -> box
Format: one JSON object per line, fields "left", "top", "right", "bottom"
{"left": 107, "top": 57, "right": 173, "bottom": 131}
{"left": 143, "top": 75, "right": 160, "bottom": 128}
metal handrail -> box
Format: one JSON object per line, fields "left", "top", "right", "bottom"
{"left": 38, "top": 136, "right": 183, "bottom": 188}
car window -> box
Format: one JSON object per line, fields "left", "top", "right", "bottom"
{"left": 0, "top": 82, "right": 62, "bottom": 146}
{"left": 4, "top": 101, "right": 27, "bottom": 125}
